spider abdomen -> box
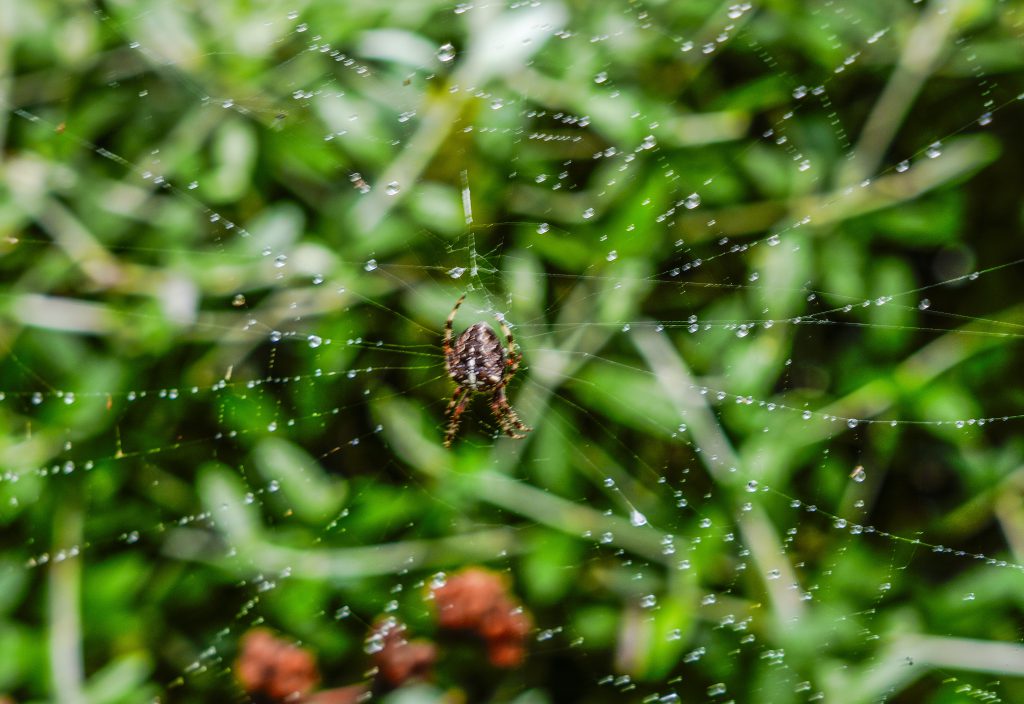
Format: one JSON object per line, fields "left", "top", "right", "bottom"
{"left": 449, "top": 323, "right": 505, "bottom": 392}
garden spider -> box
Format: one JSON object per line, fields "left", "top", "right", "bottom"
{"left": 442, "top": 295, "right": 531, "bottom": 448}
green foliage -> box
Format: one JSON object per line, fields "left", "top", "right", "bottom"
{"left": 1, "top": 0, "right": 1024, "bottom": 702}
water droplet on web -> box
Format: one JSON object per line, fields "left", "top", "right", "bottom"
{"left": 745, "top": 480, "right": 758, "bottom": 492}
{"left": 267, "top": 480, "right": 280, "bottom": 493}
{"left": 640, "top": 134, "right": 656, "bottom": 150}
{"left": 384, "top": 181, "right": 400, "bottom": 196}
{"left": 793, "top": 85, "right": 807, "bottom": 99}
{"left": 490, "top": 99, "right": 504, "bottom": 110}
{"left": 307, "top": 335, "right": 322, "bottom": 348}
{"left": 437, "top": 42, "right": 456, "bottom": 62}
{"left": 978, "top": 112, "right": 992, "bottom": 126}
{"left": 606, "top": 250, "right": 618, "bottom": 262}
{"left": 364, "top": 259, "right": 378, "bottom": 271}
{"left": 273, "top": 254, "right": 288, "bottom": 268}
{"left": 582, "top": 207, "right": 595, "bottom": 220}
{"left": 232, "top": 294, "right": 246, "bottom": 307}
{"left": 706, "top": 683, "right": 727, "bottom": 697}
{"left": 802, "top": 410, "right": 812, "bottom": 420}
{"left": 963, "top": 592, "right": 975, "bottom": 601}
{"left": 269, "top": 330, "right": 282, "bottom": 343}
{"left": 629, "top": 509, "right": 647, "bottom": 527}
{"left": 594, "top": 71, "right": 608, "bottom": 84}
{"left": 537, "top": 222, "right": 549, "bottom": 234}
{"left": 925, "top": 142, "right": 942, "bottom": 158}
{"left": 896, "top": 160, "right": 910, "bottom": 172}
{"left": 684, "top": 193, "right": 701, "bottom": 209}
{"left": 918, "top": 298, "right": 931, "bottom": 310}
{"left": 448, "top": 267, "right": 466, "bottom": 279}
{"left": 850, "top": 466, "right": 866, "bottom": 483}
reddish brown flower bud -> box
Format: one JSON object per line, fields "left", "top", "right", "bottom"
{"left": 235, "top": 628, "right": 319, "bottom": 701}
{"left": 430, "top": 567, "right": 531, "bottom": 668}
{"left": 432, "top": 568, "right": 509, "bottom": 631}
{"left": 368, "top": 617, "right": 437, "bottom": 688}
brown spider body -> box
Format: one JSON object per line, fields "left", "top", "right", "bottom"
{"left": 442, "top": 295, "right": 530, "bottom": 448}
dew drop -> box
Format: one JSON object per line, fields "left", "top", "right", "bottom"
{"left": 437, "top": 42, "right": 456, "bottom": 62}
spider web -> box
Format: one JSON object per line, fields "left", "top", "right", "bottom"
{"left": 1, "top": 0, "right": 1024, "bottom": 703}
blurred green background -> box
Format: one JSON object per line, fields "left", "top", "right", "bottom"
{"left": 1, "top": 0, "right": 1023, "bottom": 702}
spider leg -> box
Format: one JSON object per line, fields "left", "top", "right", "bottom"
{"left": 443, "top": 386, "right": 471, "bottom": 448}
{"left": 495, "top": 316, "right": 522, "bottom": 378}
{"left": 444, "top": 294, "right": 467, "bottom": 373}
{"left": 490, "top": 387, "right": 531, "bottom": 439}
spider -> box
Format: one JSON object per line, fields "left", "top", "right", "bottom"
{"left": 442, "top": 294, "right": 531, "bottom": 447}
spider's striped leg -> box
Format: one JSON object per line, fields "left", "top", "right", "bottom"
{"left": 491, "top": 387, "right": 531, "bottom": 439}
{"left": 496, "top": 317, "right": 522, "bottom": 378}
{"left": 443, "top": 386, "right": 471, "bottom": 448}
{"left": 444, "top": 295, "right": 467, "bottom": 368}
